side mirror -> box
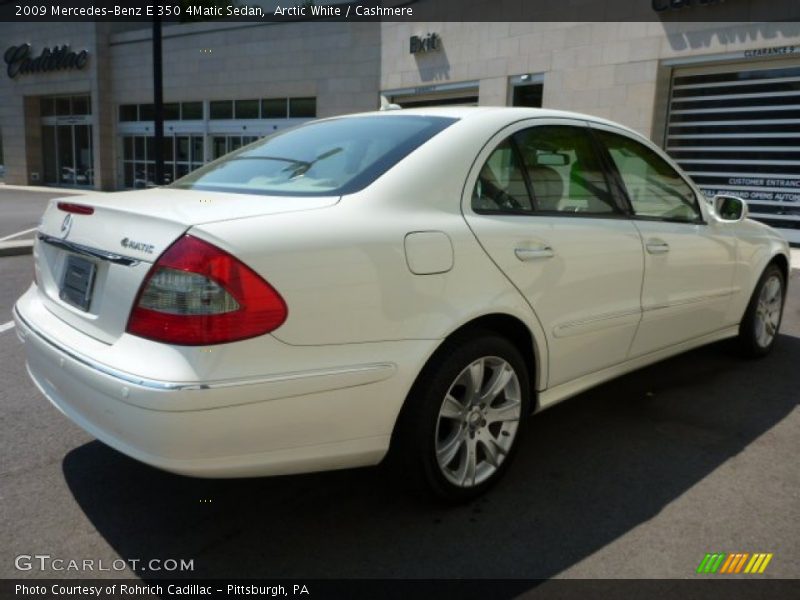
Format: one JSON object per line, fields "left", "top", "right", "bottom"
{"left": 713, "top": 194, "right": 748, "bottom": 222}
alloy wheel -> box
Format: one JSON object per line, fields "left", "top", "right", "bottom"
{"left": 754, "top": 274, "right": 783, "bottom": 349}
{"left": 434, "top": 356, "right": 522, "bottom": 488}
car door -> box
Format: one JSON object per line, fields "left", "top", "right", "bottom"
{"left": 590, "top": 125, "right": 738, "bottom": 357}
{"left": 463, "top": 120, "right": 644, "bottom": 388}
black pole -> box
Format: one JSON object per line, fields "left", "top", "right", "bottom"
{"left": 152, "top": 15, "right": 164, "bottom": 186}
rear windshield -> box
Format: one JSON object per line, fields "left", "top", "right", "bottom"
{"left": 170, "top": 115, "right": 457, "bottom": 196}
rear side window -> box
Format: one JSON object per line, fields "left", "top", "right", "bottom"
{"left": 472, "top": 139, "right": 533, "bottom": 212}
{"left": 472, "top": 125, "right": 618, "bottom": 215}
{"left": 597, "top": 130, "right": 702, "bottom": 223}
{"left": 171, "top": 115, "right": 456, "bottom": 196}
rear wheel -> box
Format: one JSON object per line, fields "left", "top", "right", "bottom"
{"left": 738, "top": 264, "right": 785, "bottom": 357}
{"left": 394, "top": 333, "right": 530, "bottom": 502}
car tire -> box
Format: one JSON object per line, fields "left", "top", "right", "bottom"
{"left": 392, "top": 331, "right": 530, "bottom": 503}
{"left": 737, "top": 263, "right": 786, "bottom": 358}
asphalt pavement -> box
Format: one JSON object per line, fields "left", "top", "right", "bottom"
{"left": 0, "top": 214, "right": 798, "bottom": 589}
{"left": 0, "top": 187, "right": 63, "bottom": 239}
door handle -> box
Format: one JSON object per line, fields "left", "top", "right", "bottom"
{"left": 646, "top": 239, "right": 670, "bottom": 255}
{"left": 515, "top": 246, "right": 555, "bottom": 261}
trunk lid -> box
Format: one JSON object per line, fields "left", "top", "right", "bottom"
{"left": 35, "top": 188, "right": 338, "bottom": 344}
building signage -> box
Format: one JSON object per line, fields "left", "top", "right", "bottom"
{"left": 410, "top": 33, "right": 441, "bottom": 54}
{"left": 744, "top": 45, "right": 798, "bottom": 59}
{"left": 4, "top": 44, "right": 89, "bottom": 79}
{"left": 652, "top": 0, "right": 726, "bottom": 12}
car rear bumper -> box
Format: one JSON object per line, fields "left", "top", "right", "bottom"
{"left": 14, "top": 291, "right": 430, "bottom": 478}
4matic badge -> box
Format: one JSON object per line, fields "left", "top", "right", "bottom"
{"left": 121, "top": 237, "right": 155, "bottom": 254}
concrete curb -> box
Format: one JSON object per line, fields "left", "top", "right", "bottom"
{"left": 0, "top": 240, "right": 34, "bottom": 257}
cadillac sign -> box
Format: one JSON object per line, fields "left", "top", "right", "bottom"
{"left": 4, "top": 44, "right": 89, "bottom": 79}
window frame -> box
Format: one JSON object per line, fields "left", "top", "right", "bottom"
{"left": 587, "top": 124, "right": 707, "bottom": 226}
{"left": 467, "top": 119, "right": 630, "bottom": 219}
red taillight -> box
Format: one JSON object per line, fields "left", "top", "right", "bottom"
{"left": 57, "top": 202, "right": 94, "bottom": 215}
{"left": 126, "top": 235, "right": 287, "bottom": 346}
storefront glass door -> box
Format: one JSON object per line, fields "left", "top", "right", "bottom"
{"left": 40, "top": 95, "right": 93, "bottom": 188}
{"left": 43, "top": 123, "right": 93, "bottom": 187}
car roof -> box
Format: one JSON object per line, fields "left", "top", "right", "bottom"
{"left": 348, "top": 105, "right": 646, "bottom": 142}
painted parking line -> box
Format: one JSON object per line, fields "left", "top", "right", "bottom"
{"left": 0, "top": 227, "right": 37, "bottom": 242}
{"left": 0, "top": 321, "right": 15, "bottom": 334}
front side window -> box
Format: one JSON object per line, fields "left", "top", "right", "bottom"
{"left": 171, "top": 115, "right": 456, "bottom": 196}
{"left": 597, "top": 130, "right": 702, "bottom": 222}
{"left": 516, "top": 125, "right": 616, "bottom": 214}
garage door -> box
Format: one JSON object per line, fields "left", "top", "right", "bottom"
{"left": 392, "top": 92, "right": 478, "bottom": 108}
{"left": 383, "top": 81, "right": 479, "bottom": 109}
{"left": 666, "top": 61, "right": 800, "bottom": 243}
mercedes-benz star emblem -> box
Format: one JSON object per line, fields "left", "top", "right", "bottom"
{"left": 60, "top": 214, "right": 73, "bottom": 239}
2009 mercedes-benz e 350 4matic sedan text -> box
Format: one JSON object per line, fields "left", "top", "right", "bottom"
{"left": 15, "top": 108, "right": 789, "bottom": 501}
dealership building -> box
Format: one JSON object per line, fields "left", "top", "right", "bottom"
{"left": 2, "top": 13, "right": 800, "bottom": 241}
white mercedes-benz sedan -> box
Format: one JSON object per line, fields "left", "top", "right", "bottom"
{"left": 15, "top": 107, "right": 789, "bottom": 501}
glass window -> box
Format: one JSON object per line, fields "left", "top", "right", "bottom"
{"left": 134, "top": 136, "right": 145, "bottom": 161}
{"left": 212, "top": 136, "right": 227, "bottom": 159}
{"left": 181, "top": 101, "right": 203, "bottom": 120}
{"left": 74, "top": 125, "right": 92, "bottom": 183}
{"left": 191, "top": 136, "right": 204, "bottom": 163}
{"left": 235, "top": 99, "right": 259, "bottom": 119}
{"left": 42, "top": 126, "right": 57, "bottom": 182}
{"left": 512, "top": 84, "right": 543, "bottom": 108}
{"left": 598, "top": 130, "right": 701, "bottom": 222}
{"left": 162, "top": 136, "right": 174, "bottom": 162}
{"left": 134, "top": 163, "right": 147, "bottom": 188}
{"left": 57, "top": 126, "right": 74, "bottom": 181}
{"left": 289, "top": 97, "right": 316, "bottom": 118}
{"left": 172, "top": 115, "right": 457, "bottom": 196}
{"left": 176, "top": 136, "right": 189, "bottom": 162}
{"left": 515, "top": 125, "right": 616, "bottom": 214}
{"left": 146, "top": 136, "right": 155, "bottom": 162}
{"left": 472, "top": 139, "right": 533, "bottom": 213}
{"left": 261, "top": 98, "right": 287, "bottom": 118}
{"left": 163, "top": 102, "right": 180, "bottom": 120}
{"left": 124, "top": 162, "right": 134, "bottom": 188}
{"left": 119, "top": 104, "right": 138, "bottom": 122}
{"left": 41, "top": 97, "right": 55, "bottom": 117}
{"left": 55, "top": 97, "right": 71, "bottom": 116}
{"left": 123, "top": 136, "right": 134, "bottom": 161}
{"left": 139, "top": 104, "right": 155, "bottom": 121}
{"left": 72, "top": 95, "right": 90, "bottom": 115}
{"left": 210, "top": 100, "right": 233, "bottom": 119}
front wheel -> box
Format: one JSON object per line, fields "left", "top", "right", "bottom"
{"left": 738, "top": 264, "right": 785, "bottom": 357}
{"left": 393, "top": 333, "right": 530, "bottom": 502}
